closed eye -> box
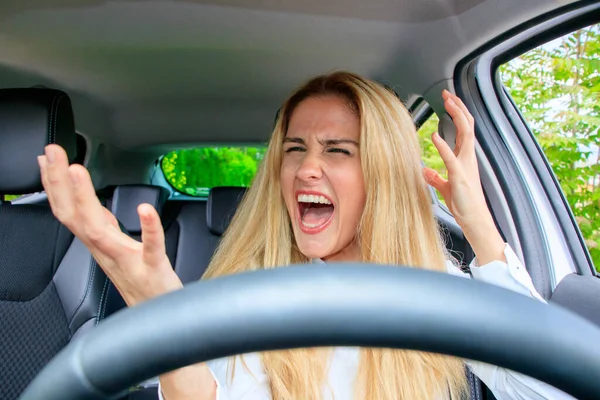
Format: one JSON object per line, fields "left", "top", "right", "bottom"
{"left": 327, "top": 148, "right": 351, "bottom": 155}
{"left": 285, "top": 146, "right": 306, "bottom": 153}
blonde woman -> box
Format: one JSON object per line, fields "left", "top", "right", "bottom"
{"left": 39, "top": 71, "right": 572, "bottom": 400}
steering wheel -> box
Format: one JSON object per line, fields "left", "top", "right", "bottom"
{"left": 20, "top": 264, "right": 600, "bottom": 400}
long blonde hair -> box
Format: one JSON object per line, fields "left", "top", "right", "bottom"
{"left": 203, "top": 71, "right": 467, "bottom": 400}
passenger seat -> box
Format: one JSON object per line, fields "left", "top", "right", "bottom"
{"left": 162, "top": 186, "right": 246, "bottom": 283}
{"left": 0, "top": 88, "right": 111, "bottom": 400}
{"left": 100, "top": 184, "right": 171, "bottom": 317}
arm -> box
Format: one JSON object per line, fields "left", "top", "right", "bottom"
{"left": 159, "top": 366, "right": 217, "bottom": 400}
{"left": 38, "top": 145, "right": 218, "bottom": 400}
{"left": 446, "top": 246, "right": 575, "bottom": 400}
{"left": 425, "top": 92, "right": 574, "bottom": 399}
{"left": 159, "top": 355, "right": 271, "bottom": 400}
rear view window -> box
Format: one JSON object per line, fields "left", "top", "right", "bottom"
{"left": 161, "top": 147, "right": 266, "bottom": 197}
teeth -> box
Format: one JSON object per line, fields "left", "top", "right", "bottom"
{"left": 297, "top": 194, "right": 332, "bottom": 205}
{"left": 303, "top": 222, "right": 320, "bottom": 228}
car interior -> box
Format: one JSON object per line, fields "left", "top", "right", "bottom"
{"left": 1, "top": 0, "right": 599, "bottom": 399}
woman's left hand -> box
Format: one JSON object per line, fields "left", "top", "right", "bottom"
{"left": 423, "top": 90, "right": 506, "bottom": 265}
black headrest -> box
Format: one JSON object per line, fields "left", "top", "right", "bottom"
{"left": 206, "top": 187, "right": 247, "bottom": 236}
{"left": 0, "top": 88, "right": 78, "bottom": 195}
{"left": 110, "top": 185, "right": 170, "bottom": 235}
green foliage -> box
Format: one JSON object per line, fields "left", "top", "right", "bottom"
{"left": 4, "top": 194, "right": 20, "bottom": 201}
{"left": 418, "top": 113, "right": 445, "bottom": 175}
{"left": 499, "top": 24, "right": 600, "bottom": 271}
{"left": 162, "top": 147, "right": 266, "bottom": 197}
{"left": 417, "top": 113, "right": 447, "bottom": 204}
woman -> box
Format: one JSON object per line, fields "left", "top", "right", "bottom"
{"left": 38, "top": 71, "right": 571, "bottom": 400}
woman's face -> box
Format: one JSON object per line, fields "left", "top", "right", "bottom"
{"left": 280, "top": 95, "right": 366, "bottom": 261}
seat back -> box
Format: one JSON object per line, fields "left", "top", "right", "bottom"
{"left": 109, "top": 184, "right": 170, "bottom": 239}
{"left": 163, "top": 186, "right": 247, "bottom": 283}
{"left": 99, "top": 184, "right": 171, "bottom": 318}
{"left": 0, "top": 89, "right": 110, "bottom": 400}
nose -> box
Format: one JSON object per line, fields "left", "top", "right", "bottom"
{"left": 296, "top": 150, "right": 323, "bottom": 182}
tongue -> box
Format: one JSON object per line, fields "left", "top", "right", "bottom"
{"left": 302, "top": 204, "right": 334, "bottom": 226}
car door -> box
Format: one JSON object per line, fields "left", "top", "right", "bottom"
{"left": 451, "top": 0, "right": 599, "bottom": 320}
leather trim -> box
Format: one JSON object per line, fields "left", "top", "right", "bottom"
{"left": 0, "top": 88, "right": 78, "bottom": 194}
{"left": 110, "top": 185, "right": 170, "bottom": 234}
{"left": 174, "top": 202, "right": 219, "bottom": 284}
{"left": 53, "top": 237, "right": 109, "bottom": 336}
{"left": 69, "top": 318, "right": 98, "bottom": 341}
{"left": 206, "top": 187, "right": 247, "bottom": 236}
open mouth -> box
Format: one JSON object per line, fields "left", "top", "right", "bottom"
{"left": 297, "top": 192, "right": 335, "bottom": 233}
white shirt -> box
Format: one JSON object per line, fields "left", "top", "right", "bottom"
{"left": 158, "top": 244, "right": 575, "bottom": 400}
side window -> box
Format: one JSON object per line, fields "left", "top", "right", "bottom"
{"left": 499, "top": 24, "right": 600, "bottom": 271}
{"left": 160, "top": 146, "right": 266, "bottom": 198}
{"left": 417, "top": 112, "right": 446, "bottom": 204}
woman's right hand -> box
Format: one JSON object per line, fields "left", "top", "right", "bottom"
{"left": 39, "top": 144, "right": 183, "bottom": 306}
{"left": 40, "top": 144, "right": 216, "bottom": 399}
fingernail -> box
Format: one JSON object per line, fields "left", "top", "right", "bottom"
{"left": 45, "top": 147, "right": 55, "bottom": 164}
{"left": 69, "top": 169, "right": 79, "bottom": 185}
{"left": 138, "top": 205, "right": 150, "bottom": 220}
{"left": 424, "top": 170, "right": 436, "bottom": 183}
{"left": 37, "top": 156, "right": 46, "bottom": 169}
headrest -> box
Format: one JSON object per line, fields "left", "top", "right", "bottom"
{"left": 206, "top": 186, "right": 247, "bottom": 236}
{"left": 0, "top": 88, "right": 78, "bottom": 195}
{"left": 110, "top": 185, "right": 170, "bottom": 235}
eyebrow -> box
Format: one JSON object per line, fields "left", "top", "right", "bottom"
{"left": 283, "top": 137, "right": 305, "bottom": 144}
{"left": 283, "top": 137, "right": 359, "bottom": 146}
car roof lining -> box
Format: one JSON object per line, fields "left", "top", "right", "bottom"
{"left": 0, "top": 0, "right": 577, "bottom": 153}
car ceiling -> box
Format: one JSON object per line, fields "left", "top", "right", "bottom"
{"left": 0, "top": 0, "right": 577, "bottom": 151}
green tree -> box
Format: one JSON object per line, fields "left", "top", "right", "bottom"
{"left": 162, "top": 147, "right": 266, "bottom": 197}
{"left": 417, "top": 113, "right": 446, "bottom": 176}
{"left": 500, "top": 24, "right": 600, "bottom": 271}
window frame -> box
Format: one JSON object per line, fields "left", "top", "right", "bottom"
{"left": 453, "top": 1, "right": 600, "bottom": 296}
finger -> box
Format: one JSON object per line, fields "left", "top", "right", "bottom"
{"left": 69, "top": 164, "right": 111, "bottom": 244}
{"left": 39, "top": 145, "right": 76, "bottom": 225}
{"left": 423, "top": 166, "right": 447, "bottom": 185}
{"left": 443, "top": 90, "right": 474, "bottom": 128}
{"left": 103, "top": 207, "right": 120, "bottom": 229}
{"left": 423, "top": 167, "right": 451, "bottom": 201}
{"left": 431, "top": 132, "right": 459, "bottom": 173}
{"left": 443, "top": 93, "right": 475, "bottom": 159}
{"left": 139, "top": 204, "right": 167, "bottom": 266}
{"left": 444, "top": 98, "right": 473, "bottom": 154}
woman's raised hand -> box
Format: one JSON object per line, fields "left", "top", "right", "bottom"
{"left": 422, "top": 90, "right": 488, "bottom": 228}
{"left": 38, "top": 144, "right": 183, "bottom": 306}
{"left": 423, "top": 90, "right": 506, "bottom": 265}
{"left": 40, "top": 144, "right": 218, "bottom": 398}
